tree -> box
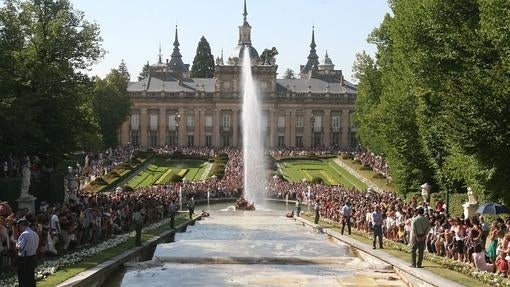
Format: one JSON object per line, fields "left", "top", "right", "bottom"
{"left": 0, "top": 0, "right": 103, "bottom": 159}
{"left": 138, "top": 61, "right": 150, "bottom": 81}
{"left": 118, "top": 59, "right": 130, "bottom": 81}
{"left": 190, "top": 36, "right": 215, "bottom": 78}
{"left": 92, "top": 67, "right": 132, "bottom": 148}
{"left": 260, "top": 47, "right": 278, "bottom": 65}
{"left": 283, "top": 68, "right": 295, "bottom": 79}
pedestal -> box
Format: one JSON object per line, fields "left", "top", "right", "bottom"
{"left": 16, "top": 195, "right": 37, "bottom": 214}
{"left": 463, "top": 202, "right": 479, "bottom": 219}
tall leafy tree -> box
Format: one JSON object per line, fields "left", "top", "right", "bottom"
{"left": 118, "top": 59, "right": 130, "bottom": 81}
{"left": 0, "top": 0, "right": 103, "bottom": 159}
{"left": 190, "top": 36, "right": 215, "bottom": 78}
{"left": 92, "top": 67, "right": 132, "bottom": 148}
{"left": 283, "top": 68, "right": 295, "bottom": 79}
{"left": 138, "top": 61, "right": 150, "bottom": 81}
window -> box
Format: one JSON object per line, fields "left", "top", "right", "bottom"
{"left": 149, "top": 114, "right": 158, "bottom": 131}
{"left": 223, "top": 134, "right": 230, "bottom": 146}
{"left": 296, "top": 116, "right": 304, "bottom": 128}
{"left": 168, "top": 132, "right": 177, "bottom": 146}
{"left": 205, "top": 116, "right": 213, "bottom": 128}
{"left": 313, "top": 133, "right": 321, "bottom": 147}
{"left": 187, "top": 135, "right": 194, "bottom": 147}
{"left": 149, "top": 131, "right": 158, "bottom": 147}
{"left": 262, "top": 114, "right": 268, "bottom": 129}
{"left": 332, "top": 133, "right": 340, "bottom": 146}
{"left": 205, "top": 135, "right": 212, "bottom": 147}
{"left": 313, "top": 116, "right": 322, "bottom": 132}
{"left": 332, "top": 116, "right": 340, "bottom": 131}
{"left": 130, "top": 130, "right": 139, "bottom": 146}
{"left": 130, "top": 115, "right": 140, "bottom": 130}
{"left": 278, "top": 136, "right": 285, "bottom": 147}
{"left": 187, "top": 115, "right": 194, "bottom": 128}
{"left": 168, "top": 115, "right": 177, "bottom": 130}
{"left": 277, "top": 116, "right": 285, "bottom": 128}
{"left": 223, "top": 114, "right": 231, "bottom": 129}
{"left": 296, "top": 136, "right": 303, "bottom": 148}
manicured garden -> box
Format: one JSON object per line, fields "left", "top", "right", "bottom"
{"left": 277, "top": 157, "right": 368, "bottom": 190}
{"left": 126, "top": 158, "right": 211, "bottom": 188}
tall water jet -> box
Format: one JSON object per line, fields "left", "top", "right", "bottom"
{"left": 241, "top": 48, "right": 266, "bottom": 205}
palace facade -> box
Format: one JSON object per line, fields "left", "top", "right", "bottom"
{"left": 119, "top": 2, "right": 357, "bottom": 149}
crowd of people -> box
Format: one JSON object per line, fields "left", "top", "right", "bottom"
{"left": 353, "top": 150, "right": 391, "bottom": 180}
{"left": 273, "top": 177, "right": 506, "bottom": 275}
{"left": 1, "top": 145, "right": 506, "bottom": 282}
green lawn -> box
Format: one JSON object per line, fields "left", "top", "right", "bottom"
{"left": 278, "top": 158, "right": 368, "bottom": 190}
{"left": 127, "top": 158, "right": 211, "bottom": 188}
{"left": 37, "top": 214, "right": 188, "bottom": 287}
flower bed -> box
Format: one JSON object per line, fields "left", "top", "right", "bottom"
{"left": 0, "top": 216, "right": 177, "bottom": 287}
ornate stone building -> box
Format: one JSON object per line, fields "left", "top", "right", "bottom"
{"left": 119, "top": 2, "right": 357, "bottom": 149}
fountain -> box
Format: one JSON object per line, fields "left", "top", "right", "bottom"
{"left": 241, "top": 48, "right": 266, "bottom": 205}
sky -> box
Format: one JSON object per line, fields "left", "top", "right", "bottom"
{"left": 72, "top": 0, "right": 390, "bottom": 82}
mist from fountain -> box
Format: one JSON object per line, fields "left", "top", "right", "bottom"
{"left": 241, "top": 48, "right": 266, "bottom": 205}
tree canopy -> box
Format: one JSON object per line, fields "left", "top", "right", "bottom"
{"left": 190, "top": 36, "right": 215, "bottom": 78}
{"left": 0, "top": 0, "right": 103, "bottom": 160}
{"left": 354, "top": 0, "right": 510, "bottom": 203}
{"left": 92, "top": 62, "right": 132, "bottom": 148}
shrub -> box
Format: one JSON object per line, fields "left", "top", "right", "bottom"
{"left": 123, "top": 185, "right": 134, "bottom": 192}
{"left": 108, "top": 171, "right": 121, "bottom": 178}
{"left": 93, "top": 177, "right": 108, "bottom": 185}
{"left": 341, "top": 153, "right": 354, "bottom": 160}
{"left": 169, "top": 174, "right": 183, "bottom": 183}
{"left": 360, "top": 165, "right": 372, "bottom": 171}
{"left": 311, "top": 177, "right": 324, "bottom": 184}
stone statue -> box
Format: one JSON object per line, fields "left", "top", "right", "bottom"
{"left": 20, "top": 156, "right": 31, "bottom": 198}
{"left": 467, "top": 187, "right": 478, "bottom": 204}
{"left": 420, "top": 183, "right": 431, "bottom": 204}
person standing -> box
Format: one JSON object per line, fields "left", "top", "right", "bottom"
{"left": 371, "top": 205, "right": 384, "bottom": 249}
{"left": 411, "top": 207, "right": 431, "bottom": 268}
{"left": 16, "top": 218, "right": 39, "bottom": 287}
{"left": 132, "top": 207, "right": 143, "bottom": 247}
{"left": 168, "top": 200, "right": 177, "bottom": 229}
{"left": 341, "top": 202, "right": 353, "bottom": 235}
{"left": 186, "top": 197, "right": 195, "bottom": 219}
{"left": 314, "top": 199, "right": 320, "bottom": 224}
{"left": 295, "top": 198, "right": 302, "bottom": 217}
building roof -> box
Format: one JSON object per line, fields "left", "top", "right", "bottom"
{"left": 128, "top": 77, "right": 215, "bottom": 93}
{"left": 128, "top": 76, "right": 356, "bottom": 95}
{"left": 277, "top": 78, "right": 356, "bottom": 94}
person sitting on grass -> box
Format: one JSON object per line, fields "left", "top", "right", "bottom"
{"left": 495, "top": 250, "right": 508, "bottom": 276}
{"left": 200, "top": 210, "right": 210, "bottom": 217}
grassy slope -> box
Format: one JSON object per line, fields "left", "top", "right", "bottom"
{"left": 279, "top": 158, "right": 367, "bottom": 190}
{"left": 127, "top": 159, "right": 211, "bottom": 187}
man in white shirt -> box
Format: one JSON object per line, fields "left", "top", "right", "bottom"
{"left": 341, "top": 202, "right": 353, "bottom": 235}
{"left": 16, "top": 218, "right": 39, "bottom": 287}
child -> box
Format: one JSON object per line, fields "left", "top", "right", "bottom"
{"left": 496, "top": 250, "right": 508, "bottom": 276}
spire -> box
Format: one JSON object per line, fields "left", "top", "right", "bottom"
{"left": 325, "top": 49, "right": 328, "bottom": 58}
{"left": 310, "top": 26, "right": 316, "bottom": 50}
{"left": 171, "top": 25, "right": 182, "bottom": 58}
{"left": 158, "top": 42, "right": 163, "bottom": 64}
{"left": 300, "top": 26, "right": 320, "bottom": 76}
{"left": 243, "top": 0, "right": 248, "bottom": 23}
{"left": 173, "top": 25, "right": 180, "bottom": 48}
{"left": 168, "top": 25, "right": 188, "bottom": 75}
{"left": 238, "top": 0, "right": 252, "bottom": 45}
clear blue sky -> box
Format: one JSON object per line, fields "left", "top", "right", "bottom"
{"left": 72, "top": 0, "right": 390, "bottom": 81}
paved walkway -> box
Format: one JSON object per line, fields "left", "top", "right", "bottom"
{"left": 295, "top": 217, "right": 464, "bottom": 287}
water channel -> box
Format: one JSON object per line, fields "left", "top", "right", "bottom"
{"left": 107, "top": 203, "right": 406, "bottom": 287}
